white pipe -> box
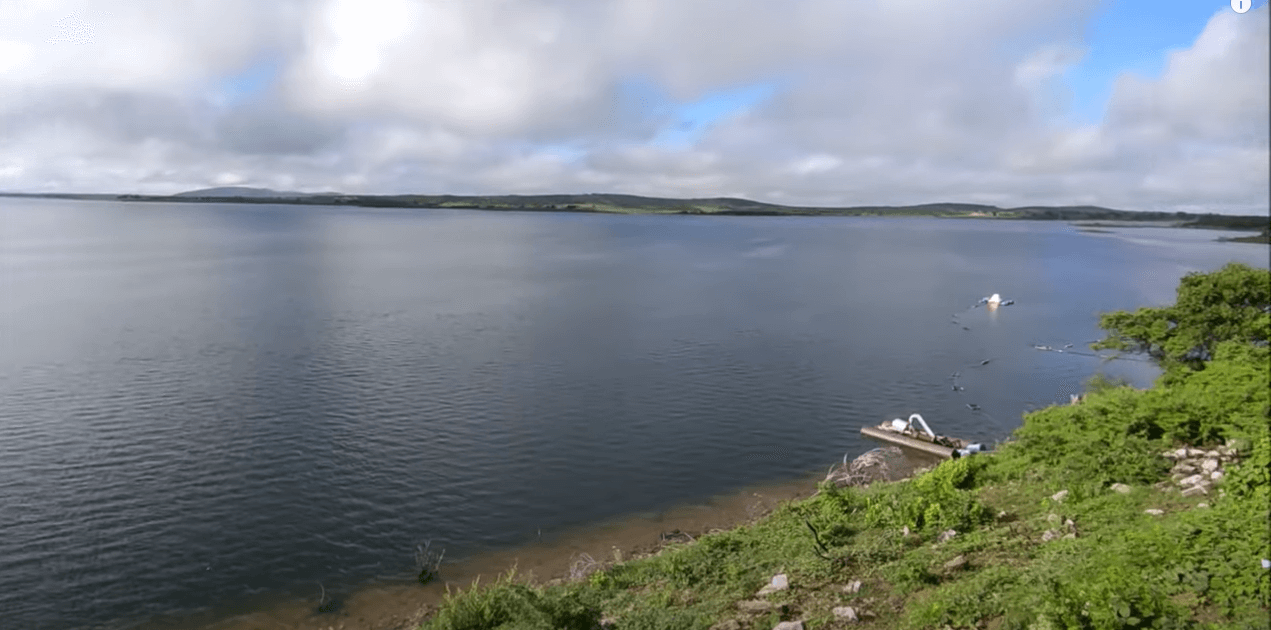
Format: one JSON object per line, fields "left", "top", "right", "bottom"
{"left": 907, "top": 413, "right": 936, "bottom": 439}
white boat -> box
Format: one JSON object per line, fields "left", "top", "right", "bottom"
{"left": 978, "top": 293, "right": 1014, "bottom": 310}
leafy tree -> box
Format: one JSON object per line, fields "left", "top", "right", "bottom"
{"left": 1092, "top": 263, "right": 1271, "bottom": 369}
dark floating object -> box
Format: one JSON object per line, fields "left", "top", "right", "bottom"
{"left": 316, "top": 583, "right": 342, "bottom": 614}
{"left": 952, "top": 385, "right": 964, "bottom": 391}
{"left": 966, "top": 403, "right": 981, "bottom": 411}
{"left": 416, "top": 541, "right": 446, "bottom": 585}
{"left": 980, "top": 359, "right": 991, "bottom": 365}
{"left": 951, "top": 371, "right": 960, "bottom": 378}
{"left": 1064, "top": 343, "right": 1074, "bottom": 348}
{"left": 962, "top": 326, "right": 971, "bottom": 331}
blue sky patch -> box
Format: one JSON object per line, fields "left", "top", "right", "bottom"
{"left": 619, "top": 77, "right": 780, "bottom": 149}
{"left": 1064, "top": 0, "right": 1268, "bottom": 123}
{"left": 215, "top": 52, "right": 284, "bottom": 107}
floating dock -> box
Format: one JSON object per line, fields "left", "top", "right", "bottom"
{"left": 860, "top": 426, "right": 958, "bottom": 459}
{"left": 860, "top": 413, "right": 970, "bottom": 460}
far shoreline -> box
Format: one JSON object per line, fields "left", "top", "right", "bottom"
{"left": 2, "top": 191, "right": 1267, "bottom": 232}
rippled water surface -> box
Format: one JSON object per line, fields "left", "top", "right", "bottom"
{"left": 1, "top": 199, "right": 1266, "bottom": 629}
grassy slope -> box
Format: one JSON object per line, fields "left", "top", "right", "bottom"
{"left": 417, "top": 276, "right": 1271, "bottom": 630}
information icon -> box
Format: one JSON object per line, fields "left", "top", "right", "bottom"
{"left": 1231, "top": 0, "right": 1250, "bottom": 13}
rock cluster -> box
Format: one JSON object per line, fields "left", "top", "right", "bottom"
{"left": 1040, "top": 513, "right": 1078, "bottom": 542}
{"left": 1161, "top": 445, "right": 1240, "bottom": 497}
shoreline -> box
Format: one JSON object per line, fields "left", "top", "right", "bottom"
{"left": 4, "top": 192, "right": 1267, "bottom": 229}
{"left": 132, "top": 470, "right": 842, "bottom": 630}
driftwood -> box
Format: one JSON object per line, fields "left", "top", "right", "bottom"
{"left": 824, "top": 446, "right": 911, "bottom": 488}
{"left": 568, "top": 552, "right": 604, "bottom": 582}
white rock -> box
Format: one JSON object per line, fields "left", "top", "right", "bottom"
{"left": 1205, "top": 450, "right": 1220, "bottom": 459}
{"left": 757, "top": 573, "right": 789, "bottom": 596}
{"left": 1187, "top": 448, "right": 1206, "bottom": 458}
{"left": 773, "top": 622, "right": 804, "bottom": 630}
{"left": 833, "top": 606, "right": 859, "bottom": 622}
{"left": 1172, "top": 463, "right": 1197, "bottom": 474}
{"left": 1201, "top": 459, "right": 1220, "bottom": 473}
{"left": 1041, "top": 530, "right": 1058, "bottom": 542}
{"left": 936, "top": 529, "right": 958, "bottom": 543}
{"left": 1145, "top": 509, "right": 1165, "bottom": 515}
{"left": 1110, "top": 483, "right": 1132, "bottom": 494}
{"left": 843, "top": 579, "right": 862, "bottom": 594}
{"left": 1178, "top": 474, "right": 1206, "bottom": 487}
{"left": 1051, "top": 490, "right": 1069, "bottom": 503}
{"left": 1197, "top": 503, "right": 1209, "bottom": 509}
{"left": 1181, "top": 485, "right": 1208, "bottom": 497}
{"left": 1211, "top": 471, "right": 1224, "bottom": 481}
{"left": 1174, "top": 448, "right": 1189, "bottom": 459}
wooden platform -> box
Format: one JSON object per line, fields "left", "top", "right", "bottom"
{"left": 860, "top": 425, "right": 959, "bottom": 459}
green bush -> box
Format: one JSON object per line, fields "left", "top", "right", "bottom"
{"left": 424, "top": 571, "right": 601, "bottom": 630}
{"left": 904, "top": 565, "right": 1018, "bottom": 629}
{"left": 1032, "top": 564, "right": 1192, "bottom": 630}
{"left": 1093, "top": 262, "right": 1270, "bottom": 369}
{"left": 864, "top": 457, "right": 992, "bottom": 533}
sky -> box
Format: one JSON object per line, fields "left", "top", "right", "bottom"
{"left": 0, "top": 0, "right": 1267, "bottom": 214}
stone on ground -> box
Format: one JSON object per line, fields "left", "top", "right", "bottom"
{"left": 833, "top": 606, "right": 859, "bottom": 622}
{"left": 757, "top": 573, "right": 789, "bottom": 596}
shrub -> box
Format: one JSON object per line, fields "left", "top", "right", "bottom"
{"left": 424, "top": 570, "right": 601, "bottom": 630}
{"left": 864, "top": 457, "right": 992, "bottom": 533}
{"left": 1092, "top": 262, "right": 1270, "bottom": 369}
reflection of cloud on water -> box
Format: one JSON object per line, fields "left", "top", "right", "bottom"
{"left": 694, "top": 260, "right": 737, "bottom": 272}
{"left": 548, "top": 252, "right": 612, "bottom": 263}
{"left": 742, "top": 242, "right": 788, "bottom": 259}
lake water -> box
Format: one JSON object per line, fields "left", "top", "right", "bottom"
{"left": 1, "top": 199, "right": 1266, "bottom": 630}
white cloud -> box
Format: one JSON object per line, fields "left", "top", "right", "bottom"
{"left": 786, "top": 154, "right": 842, "bottom": 176}
{"left": 0, "top": 0, "right": 1265, "bottom": 213}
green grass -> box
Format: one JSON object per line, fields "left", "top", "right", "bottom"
{"left": 419, "top": 265, "right": 1271, "bottom": 630}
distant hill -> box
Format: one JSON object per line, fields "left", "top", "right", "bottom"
{"left": 174, "top": 186, "right": 331, "bottom": 198}
{"left": 5, "top": 188, "right": 1265, "bottom": 230}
